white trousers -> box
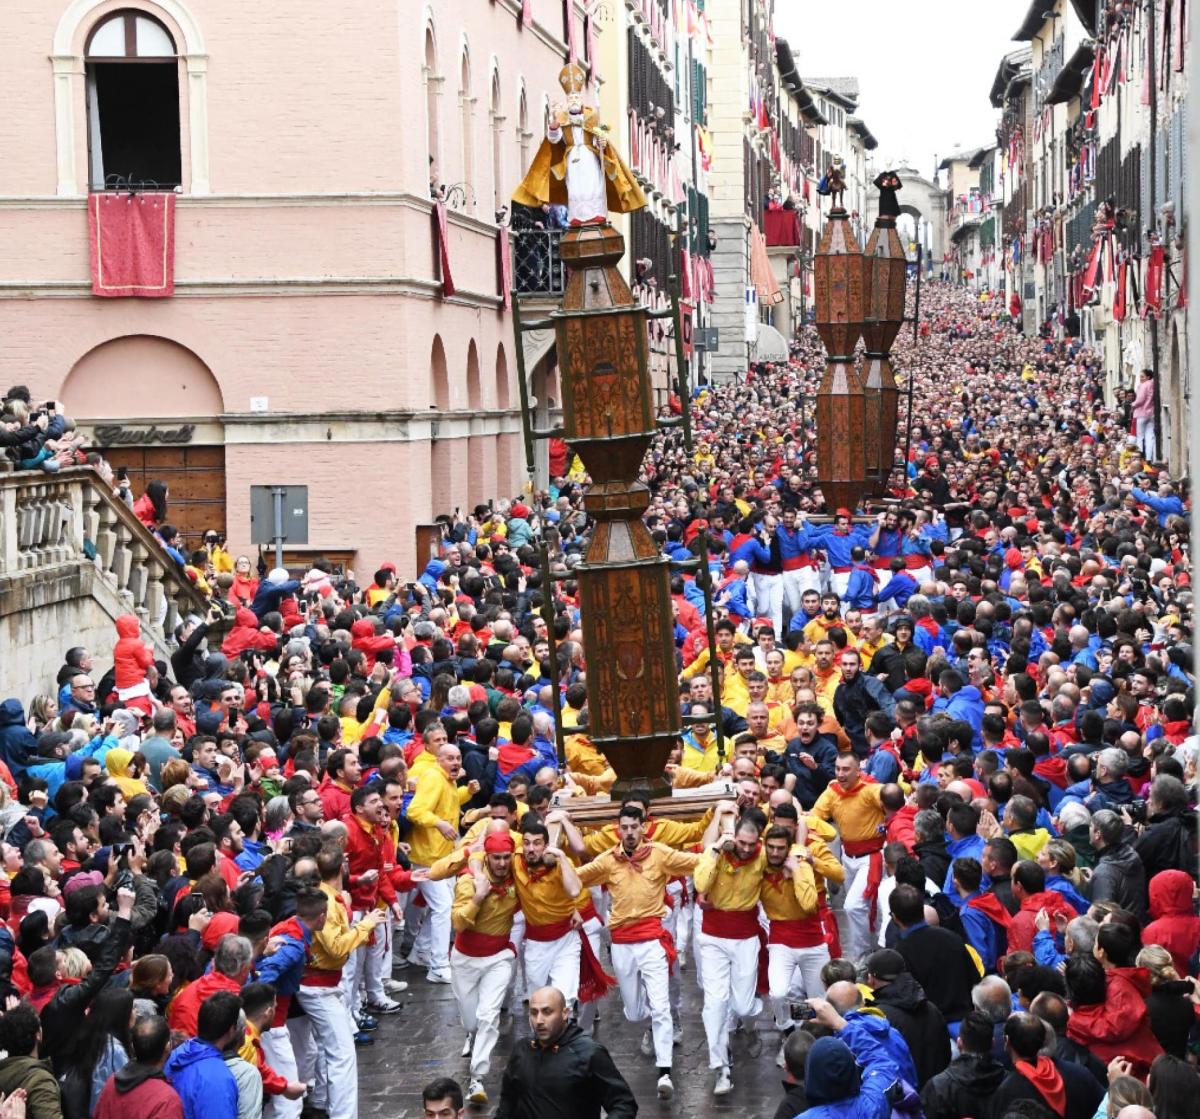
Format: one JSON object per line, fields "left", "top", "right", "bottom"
{"left": 841, "top": 852, "right": 874, "bottom": 961}
{"left": 766, "top": 942, "right": 831, "bottom": 1029}
{"left": 907, "top": 564, "right": 932, "bottom": 588}
{"left": 782, "top": 568, "right": 820, "bottom": 619}
{"left": 610, "top": 938, "right": 673, "bottom": 1067}
{"left": 696, "top": 931, "right": 761, "bottom": 1069}
{"left": 451, "top": 947, "right": 515, "bottom": 1079}
{"left": 406, "top": 869, "right": 453, "bottom": 972}
{"left": 748, "top": 573, "right": 784, "bottom": 632}
{"left": 294, "top": 986, "right": 358, "bottom": 1119}
{"left": 1136, "top": 414, "right": 1157, "bottom": 460}
{"left": 523, "top": 928, "right": 581, "bottom": 1004}
{"left": 261, "top": 1025, "right": 301, "bottom": 1119}
{"left": 340, "top": 909, "right": 390, "bottom": 1011}
{"left": 576, "top": 916, "right": 605, "bottom": 1032}
{"left": 829, "top": 571, "right": 851, "bottom": 598}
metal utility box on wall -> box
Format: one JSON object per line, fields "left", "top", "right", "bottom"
{"left": 250, "top": 486, "right": 309, "bottom": 547}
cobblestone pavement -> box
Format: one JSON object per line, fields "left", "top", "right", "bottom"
{"left": 356, "top": 928, "right": 845, "bottom": 1119}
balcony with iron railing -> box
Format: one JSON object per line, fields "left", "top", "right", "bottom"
{"left": 512, "top": 229, "right": 566, "bottom": 298}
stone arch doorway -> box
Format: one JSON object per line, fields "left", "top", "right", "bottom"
{"left": 62, "top": 333, "right": 226, "bottom": 547}
{"left": 868, "top": 166, "right": 945, "bottom": 270}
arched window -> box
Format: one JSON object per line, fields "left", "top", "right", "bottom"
{"left": 459, "top": 50, "right": 474, "bottom": 206}
{"left": 490, "top": 69, "right": 505, "bottom": 218}
{"left": 517, "top": 87, "right": 531, "bottom": 182}
{"left": 424, "top": 27, "right": 441, "bottom": 196}
{"left": 85, "top": 9, "right": 181, "bottom": 189}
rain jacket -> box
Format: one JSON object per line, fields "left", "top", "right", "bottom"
{"left": 798, "top": 1017, "right": 900, "bottom": 1119}
{"left": 1065, "top": 966, "right": 1163, "bottom": 1077}
{"left": 1142, "top": 869, "right": 1200, "bottom": 976}
{"left": 163, "top": 1039, "right": 238, "bottom": 1119}
{"left": 112, "top": 614, "right": 152, "bottom": 690}
{"left": 1006, "top": 889, "right": 1077, "bottom": 955}
{"left": 220, "top": 608, "right": 278, "bottom": 659}
{"left": 0, "top": 698, "right": 37, "bottom": 776}
{"left": 868, "top": 972, "right": 950, "bottom": 1087}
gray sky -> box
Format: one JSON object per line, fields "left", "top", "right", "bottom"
{"left": 776, "top": 0, "right": 1030, "bottom": 178}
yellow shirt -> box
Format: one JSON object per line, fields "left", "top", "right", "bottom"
{"left": 512, "top": 853, "right": 580, "bottom": 927}
{"left": 582, "top": 810, "right": 714, "bottom": 857}
{"left": 451, "top": 870, "right": 519, "bottom": 937}
{"left": 576, "top": 842, "right": 701, "bottom": 929}
{"left": 811, "top": 667, "right": 841, "bottom": 713}
{"left": 308, "top": 880, "right": 374, "bottom": 972}
{"left": 681, "top": 736, "right": 721, "bottom": 773}
{"left": 693, "top": 848, "right": 766, "bottom": 911}
{"left": 811, "top": 780, "right": 886, "bottom": 845}
{"left": 670, "top": 764, "right": 720, "bottom": 789}
{"left": 765, "top": 678, "right": 795, "bottom": 707}
{"left": 758, "top": 857, "right": 819, "bottom": 920}
{"left": 406, "top": 765, "right": 472, "bottom": 865}
{"left": 857, "top": 634, "right": 890, "bottom": 670}
{"left": 565, "top": 733, "right": 611, "bottom": 778}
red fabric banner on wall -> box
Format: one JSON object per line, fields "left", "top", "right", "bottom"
{"left": 434, "top": 201, "right": 456, "bottom": 298}
{"left": 88, "top": 192, "right": 176, "bottom": 298}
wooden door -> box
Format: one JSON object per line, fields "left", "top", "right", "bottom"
{"left": 107, "top": 445, "right": 226, "bottom": 553}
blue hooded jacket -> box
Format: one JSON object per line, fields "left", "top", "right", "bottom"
{"left": 164, "top": 1038, "right": 238, "bottom": 1119}
{"left": 0, "top": 699, "right": 37, "bottom": 776}
{"left": 800, "top": 1017, "right": 900, "bottom": 1119}
{"left": 418, "top": 558, "right": 447, "bottom": 593}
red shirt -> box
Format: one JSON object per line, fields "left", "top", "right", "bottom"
{"left": 341, "top": 813, "right": 399, "bottom": 912}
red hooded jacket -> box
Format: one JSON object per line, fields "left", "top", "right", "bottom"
{"left": 167, "top": 971, "right": 242, "bottom": 1036}
{"left": 1142, "top": 870, "right": 1200, "bottom": 976}
{"left": 113, "top": 614, "right": 153, "bottom": 689}
{"left": 221, "top": 608, "right": 278, "bottom": 658}
{"left": 350, "top": 618, "right": 395, "bottom": 672}
{"left": 1066, "top": 966, "right": 1164, "bottom": 1077}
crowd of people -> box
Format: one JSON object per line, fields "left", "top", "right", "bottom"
{"left": 0, "top": 280, "right": 1193, "bottom": 1119}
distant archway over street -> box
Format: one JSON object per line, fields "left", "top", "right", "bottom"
{"left": 866, "top": 165, "right": 945, "bottom": 271}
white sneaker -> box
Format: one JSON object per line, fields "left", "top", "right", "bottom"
{"left": 639, "top": 1030, "right": 654, "bottom": 1057}
{"left": 364, "top": 997, "right": 403, "bottom": 1015}
{"left": 656, "top": 1074, "right": 674, "bottom": 1100}
{"left": 383, "top": 979, "right": 409, "bottom": 995}
{"left": 776, "top": 1039, "right": 787, "bottom": 1069}
{"left": 714, "top": 1067, "right": 733, "bottom": 1096}
{"left": 426, "top": 969, "right": 452, "bottom": 985}
{"left": 467, "top": 1079, "right": 487, "bottom": 1105}
{"left": 461, "top": 1034, "right": 473, "bottom": 1058}
{"left": 678, "top": 951, "right": 689, "bottom": 971}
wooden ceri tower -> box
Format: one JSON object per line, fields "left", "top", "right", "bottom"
{"left": 813, "top": 206, "right": 868, "bottom": 511}
{"left": 861, "top": 184, "right": 907, "bottom": 483}
{"left": 552, "top": 225, "right": 679, "bottom": 797}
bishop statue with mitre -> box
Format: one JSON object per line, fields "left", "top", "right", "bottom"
{"left": 513, "top": 63, "right": 645, "bottom": 224}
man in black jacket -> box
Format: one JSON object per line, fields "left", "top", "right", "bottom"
{"left": 889, "top": 884, "right": 980, "bottom": 1026}
{"left": 992, "top": 1013, "right": 1104, "bottom": 1119}
{"left": 864, "top": 949, "right": 950, "bottom": 1087}
{"left": 832, "top": 649, "right": 895, "bottom": 756}
{"left": 496, "top": 987, "right": 637, "bottom": 1119}
{"left": 171, "top": 608, "right": 221, "bottom": 691}
{"left": 31, "top": 885, "right": 134, "bottom": 1070}
{"left": 1134, "top": 775, "right": 1196, "bottom": 880}
{"left": 775, "top": 703, "right": 838, "bottom": 809}
{"left": 919, "top": 1011, "right": 1004, "bottom": 1119}
{"left": 912, "top": 809, "right": 951, "bottom": 887}
{"left": 1088, "top": 809, "right": 1148, "bottom": 921}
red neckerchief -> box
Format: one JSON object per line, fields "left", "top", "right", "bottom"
{"left": 965, "top": 891, "right": 1014, "bottom": 928}
{"left": 827, "top": 775, "right": 878, "bottom": 799}
{"left": 521, "top": 854, "right": 554, "bottom": 882}
{"left": 1014, "top": 1056, "right": 1066, "bottom": 1117}
{"left": 725, "top": 843, "right": 762, "bottom": 869}
{"left": 615, "top": 845, "right": 654, "bottom": 873}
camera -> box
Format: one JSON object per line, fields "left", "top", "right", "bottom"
{"left": 1126, "top": 799, "right": 1148, "bottom": 825}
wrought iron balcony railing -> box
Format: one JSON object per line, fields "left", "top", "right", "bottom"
{"left": 513, "top": 229, "right": 566, "bottom": 297}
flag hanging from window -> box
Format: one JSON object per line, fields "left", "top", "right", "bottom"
{"left": 498, "top": 227, "right": 512, "bottom": 310}
{"left": 434, "top": 201, "right": 456, "bottom": 298}
{"left": 88, "top": 191, "right": 176, "bottom": 297}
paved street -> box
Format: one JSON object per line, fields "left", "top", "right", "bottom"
{"left": 358, "top": 951, "right": 794, "bottom": 1118}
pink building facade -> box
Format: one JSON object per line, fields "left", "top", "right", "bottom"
{"left": 0, "top": 0, "right": 581, "bottom": 575}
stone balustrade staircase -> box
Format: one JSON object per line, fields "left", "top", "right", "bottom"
{"left": 0, "top": 466, "right": 210, "bottom": 705}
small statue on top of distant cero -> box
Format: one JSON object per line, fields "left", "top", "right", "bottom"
{"left": 513, "top": 63, "right": 645, "bottom": 225}
{"left": 817, "top": 156, "right": 847, "bottom": 210}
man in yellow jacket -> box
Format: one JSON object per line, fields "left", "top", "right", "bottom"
{"left": 294, "top": 846, "right": 387, "bottom": 1119}
{"left": 451, "top": 831, "right": 520, "bottom": 1106}
{"left": 402, "top": 742, "right": 479, "bottom": 983}
{"left": 692, "top": 806, "right": 769, "bottom": 1097}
